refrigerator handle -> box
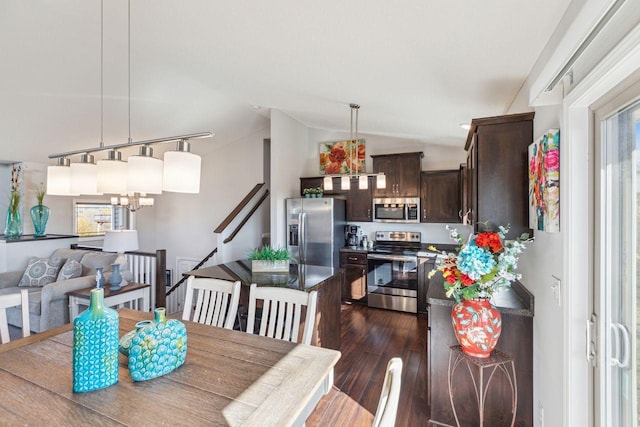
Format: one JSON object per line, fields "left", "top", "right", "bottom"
{"left": 299, "top": 212, "right": 306, "bottom": 263}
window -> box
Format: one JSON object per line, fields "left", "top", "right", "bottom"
{"left": 73, "top": 201, "right": 130, "bottom": 237}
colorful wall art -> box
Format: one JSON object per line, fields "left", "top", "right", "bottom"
{"left": 319, "top": 139, "right": 365, "bottom": 175}
{"left": 529, "top": 129, "right": 560, "bottom": 232}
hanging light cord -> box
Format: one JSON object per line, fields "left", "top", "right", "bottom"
{"left": 128, "top": 0, "right": 132, "bottom": 145}
{"left": 99, "top": 0, "right": 104, "bottom": 148}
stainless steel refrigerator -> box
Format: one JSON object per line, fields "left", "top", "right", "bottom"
{"left": 286, "top": 197, "right": 346, "bottom": 268}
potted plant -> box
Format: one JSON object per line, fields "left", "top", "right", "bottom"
{"left": 429, "top": 225, "right": 531, "bottom": 358}
{"left": 248, "top": 246, "right": 291, "bottom": 273}
{"left": 30, "top": 182, "right": 50, "bottom": 237}
{"left": 303, "top": 187, "right": 323, "bottom": 198}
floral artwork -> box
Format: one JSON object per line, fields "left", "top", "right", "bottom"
{"left": 319, "top": 139, "right": 365, "bottom": 175}
{"left": 528, "top": 129, "right": 560, "bottom": 232}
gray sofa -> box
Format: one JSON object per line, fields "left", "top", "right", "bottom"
{"left": 0, "top": 248, "right": 117, "bottom": 333}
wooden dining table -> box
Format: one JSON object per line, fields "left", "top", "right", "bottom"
{"left": 0, "top": 308, "right": 341, "bottom": 426}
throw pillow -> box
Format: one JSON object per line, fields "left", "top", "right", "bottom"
{"left": 18, "top": 256, "right": 65, "bottom": 287}
{"left": 57, "top": 258, "right": 83, "bottom": 281}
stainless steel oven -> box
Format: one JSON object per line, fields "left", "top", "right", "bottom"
{"left": 372, "top": 197, "right": 419, "bottom": 223}
{"left": 367, "top": 253, "right": 418, "bottom": 313}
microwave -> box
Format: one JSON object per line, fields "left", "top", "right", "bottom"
{"left": 372, "top": 198, "right": 420, "bottom": 223}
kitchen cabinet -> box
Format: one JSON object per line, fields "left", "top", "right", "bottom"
{"left": 419, "top": 170, "right": 461, "bottom": 223}
{"left": 372, "top": 152, "right": 422, "bottom": 197}
{"left": 299, "top": 177, "right": 347, "bottom": 196}
{"left": 339, "top": 251, "right": 367, "bottom": 304}
{"left": 427, "top": 275, "right": 534, "bottom": 426}
{"left": 463, "top": 112, "right": 534, "bottom": 239}
{"left": 346, "top": 176, "right": 373, "bottom": 222}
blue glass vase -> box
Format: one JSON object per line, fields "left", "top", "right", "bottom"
{"left": 30, "top": 203, "right": 50, "bottom": 237}
{"left": 109, "top": 263, "right": 122, "bottom": 291}
{"left": 4, "top": 192, "right": 22, "bottom": 238}
{"left": 128, "top": 308, "right": 187, "bottom": 381}
{"left": 72, "top": 288, "right": 119, "bottom": 393}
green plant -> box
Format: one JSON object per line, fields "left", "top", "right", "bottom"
{"left": 248, "top": 246, "right": 291, "bottom": 262}
{"left": 35, "top": 182, "right": 46, "bottom": 204}
{"left": 303, "top": 186, "right": 323, "bottom": 195}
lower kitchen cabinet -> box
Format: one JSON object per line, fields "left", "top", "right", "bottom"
{"left": 427, "top": 276, "right": 534, "bottom": 426}
{"left": 340, "top": 251, "right": 367, "bottom": 304}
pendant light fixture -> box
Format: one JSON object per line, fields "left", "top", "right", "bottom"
{"left": 70, "top": 154, "right": 101, "bottom": 195}
{"left": 46, "top": 157, "right": 77, "bottom": 196}
{"left": 163, "top": 139, "right": 201, "bottom": 193}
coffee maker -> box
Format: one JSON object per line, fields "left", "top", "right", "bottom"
{"left": 345, "top": 224, "right": 362, "bottom": 248}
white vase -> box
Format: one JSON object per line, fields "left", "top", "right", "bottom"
{"left": 251, "top": 260, "right": 289, "bottom": 273}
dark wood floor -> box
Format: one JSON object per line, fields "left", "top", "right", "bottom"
{"left": 308, "top": 302, "right": 429, "bottom": 426}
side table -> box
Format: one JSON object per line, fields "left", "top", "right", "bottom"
{"left": 68, "top": 283, "right": 151, "bottom": 319}
{"left": 447, "top": 345, "right": 517, "bottom": 427}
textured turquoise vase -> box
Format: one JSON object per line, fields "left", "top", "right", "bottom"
{"left": 128, "top": 308, "right": 187, "bottom": 381}
{"left": 118, "top": 320, "right": 153, "bottom": 356}
{"left": 29, "top": 203, "right": 50, "bottom": 237}
{"left": 72, "top": 288, "right": 119, "bottom": 393}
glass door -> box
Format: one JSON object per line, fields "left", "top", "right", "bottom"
{"left": 597, "top": 96, "right": 640, "bottom": 426}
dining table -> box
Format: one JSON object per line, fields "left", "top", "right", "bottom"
{"left": 0, "top": 308, "right": 341, "bottom": 426}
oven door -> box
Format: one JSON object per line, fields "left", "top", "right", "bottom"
{"left": 367, "top": 254, "right": 418, "bottom": 313}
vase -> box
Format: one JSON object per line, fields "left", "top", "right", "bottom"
{"left": 4, "top": 193, "right": 22, "bottom": 238}
{"left": 127, "top": 307, "right": 187, "bottom": 381}
{"left": 29, "top": 203, "right": 50, "bottom": 237}
{"left": 451, "top": 298, "right": 502, "bottom": 358}
{"left": 118, "top": 320, "right": 153, "bottom": 356}
{"left": 72, "top": 288, "right": 119, "bottom": 392}
{"left": 95, "top": 267, "right": 105, "bottom": 288}
{"left": 109, "top": 263, "right": 122, "bottom": 290}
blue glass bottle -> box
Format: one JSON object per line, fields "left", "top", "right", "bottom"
{"left": 72, "top": 288, "right": 119, "bottom": 392}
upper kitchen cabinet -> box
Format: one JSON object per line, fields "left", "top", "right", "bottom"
{"left": 420, "top": 170, "right": 461, "bottom": 223}
{"left": 463, "top": 112, "right": 534, "bottom": 239}
{"left": 372, "top": 152, "right": 423, "bottom": 197}
{"left": 346, "top": 176, "right": 373, "bottom": 222}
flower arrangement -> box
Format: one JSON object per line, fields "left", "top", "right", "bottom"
{"left": 303, "top": 187, "right": 323, "bottom": 197}
{"left": 429, "top": 225, "right": 531, "bottom": 302}
{"left": 8, "top": 163, "right": 23, "bottom": 213}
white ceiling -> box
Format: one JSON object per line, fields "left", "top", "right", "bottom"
{"left": 0, "top": 0, "right": 573, "bottom": 164}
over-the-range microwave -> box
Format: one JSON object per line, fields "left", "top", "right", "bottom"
{"left": 372, "top": 197, "right": 420, "bottom": 223}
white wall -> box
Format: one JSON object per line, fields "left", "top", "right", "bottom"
{"left": 270, "top": 110, "right": 308, "bottom": 248}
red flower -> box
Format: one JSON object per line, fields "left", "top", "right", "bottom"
{"left": 475, "top": 232, "right": 503, "bottom": 252}
{"left": 328, "top": 147, "right": 346, "bottom": 163}
{"left": 445, "top": 274, "right": 456, "bottom": 284}
{"left": 460, "top": 274, "right": 474, "bottom": 286}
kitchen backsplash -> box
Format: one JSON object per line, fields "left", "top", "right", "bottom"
{"left": 347, "top": 222, "right": 473, "bottom": 245}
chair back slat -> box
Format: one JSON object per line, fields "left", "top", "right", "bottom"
{"left": 245, "top": 283, "right": 318, "bottom": 345}
{"left": 0, "top": 289, "right": 30, "bottom": 344}
{"left": 372, "top": 358, "right": 403, "bottom": 427}
{"left": 182, "top": 277, "right": 241, "bottom": 330}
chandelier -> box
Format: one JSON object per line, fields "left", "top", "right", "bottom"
{"left": 46, "top": 0, "right": 212, "bottom": 200}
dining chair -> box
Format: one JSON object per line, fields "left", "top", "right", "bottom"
{"left": 182, "top": 276, "right": 241, "bottom": 330}
{"left": 372, "top": 357, "right": 403, "bottom": 427}
{"left": 246, "top": 283, "right": 318, "bottom": 345}
{"left": 0, "top": 289, "right": 30, "bottom": 344}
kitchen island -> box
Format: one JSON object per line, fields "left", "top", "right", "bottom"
{"left": 187, "top": 261, "right": 342, "bottom": 350}
{"left": 427, "top": 273, "right": 534, "bottom": 426}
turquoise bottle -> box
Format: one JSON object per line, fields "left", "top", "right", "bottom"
{"left": 72, "top": 288, "right": 119, "bottom": 392}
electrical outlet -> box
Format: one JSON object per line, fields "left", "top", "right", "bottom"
{"left": 538, "top": 400, "right": 544, "bottom": 427}
{"left": 551, "top": 275, "right": 561, "bottom": 306}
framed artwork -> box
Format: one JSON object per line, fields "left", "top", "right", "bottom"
{"left": 319, "top": 139, "right": 365, "bottom": 175}
{"left": 528, "top": 129, "right": 560, "bottom": 232}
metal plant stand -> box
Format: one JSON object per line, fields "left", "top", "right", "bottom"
{"left": 447, "top": 345, "right": 517, "bottom": 427}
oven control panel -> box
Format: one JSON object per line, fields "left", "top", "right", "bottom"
{"left": 374, "top": 231, "right": 421, "bottom": 243}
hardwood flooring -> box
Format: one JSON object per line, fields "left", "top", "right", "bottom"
{"left": 308, "top": 302, "right": 429, "bottom": 427}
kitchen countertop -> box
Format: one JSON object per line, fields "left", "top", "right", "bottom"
{"left": 427, "top": 272, "right": 535, "bottom": 317}
{"left": 186, "top": 260, "right": 339, "bottom": 292}
{"left": 340, "top": 243, "right": 459, "bottom": 254}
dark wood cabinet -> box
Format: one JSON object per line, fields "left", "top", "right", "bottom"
{"left": 339, "top": 251, "right": 367, "bottom": 304}
{"left": 420, "top": 170, "right": 461, "bottom": 223}
{"left": 346, "top": 177, "right": 373, "bottom": 222}
{"left": 372, "top": 152, "right": 422, "bottom": 197}
{"left": 463, "top": 112, "right": 534, "bottom": 239}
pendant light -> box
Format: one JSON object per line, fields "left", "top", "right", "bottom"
{"left": 47, "top": 158, "right": 77, "bottom": 196}
{"left": 70, "top": 154, "right": 101, "bottom": 195}
{"left": 163, "top": 140, "right": 201, "bottom": 193}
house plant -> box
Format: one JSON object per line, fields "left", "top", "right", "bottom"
{"left": 30, "top": 182, "right": 50, "bottom": 237}
{"left": 4, "top": 163, "right": 23, "bottom": 238}
{"left": 248, "top": 246, "right": 291, "bottom": 273}
{"left": 429, "top": 225, "right": 531, "bottom": 357}
{"left": 303, "top": 187, "right": 323, "bottom": 198}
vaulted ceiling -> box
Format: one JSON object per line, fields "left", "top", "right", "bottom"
{"left": 0, "top": 0, "right": 572, "bottom": 163}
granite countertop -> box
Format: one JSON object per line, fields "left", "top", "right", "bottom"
{"left": 340, "top": 243, "right": 459, "bottom": 254}
{"left": 186, "top": 260, "right": 339, "bottom": 292}
{"left": 427, "top": 272, "right": 535, "bottom": 317}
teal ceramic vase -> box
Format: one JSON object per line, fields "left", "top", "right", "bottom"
{"left": 72, "top": 288, "right": 119, "bottom": 393}
{"left": 118, "top": 320, "right": 153, "bottom": 356}
{"left": 109, "top": 263, "right": 122, "bottom": 290}
{"left": 29, "top": 203, "right": 50, "bottom": 237}
{"left": 127, "top": 308, "right": 187, "bottom": 381}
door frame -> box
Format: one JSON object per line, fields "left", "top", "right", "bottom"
{"left": 562, "top": 23, "right": 640, "bottom": 427}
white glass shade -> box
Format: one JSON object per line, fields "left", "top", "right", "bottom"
{"left": 162, "top": 151, "right": 201, "bottom": 193}
{"left": 359, "top": 175, "right": 368, "bottom": 189}
{"left": 70, "top": 163, "right": 100, "bottom": 195}
{"left": 46, "top": 165, "right": 77, "bottom": 196}
{"left": 376, "top": 174, "right": 387, "bottom": 189}
{"left": 323, "top": 176, "right": 333, "bottom": 191}
{"left": 341, "top": 175, "right": 351, "bottom": 190}
{"left": 127, "top": 155, "right": 163, "bottom": 194}
{"left": 103, "top": 229, "right": 139, "bottom": 253}
{"left": 97, "top": 159, "right": 128, "bottom": 194}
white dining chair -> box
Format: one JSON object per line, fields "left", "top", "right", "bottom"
{"left": 372, "top": 357, "right": 403, "bottom": 427}
{"left": 182, "top": 276, "right": 241, "bottom": 330}
{"left": 246, "top": 283, "right": 318, "bottom": 345}
{"left": 0, "top": 289, "right": 30, "bottom": 344}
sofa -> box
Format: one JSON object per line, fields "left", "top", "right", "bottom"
{"left": 0, "top": 248, "right": 118, "bottom": 333}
